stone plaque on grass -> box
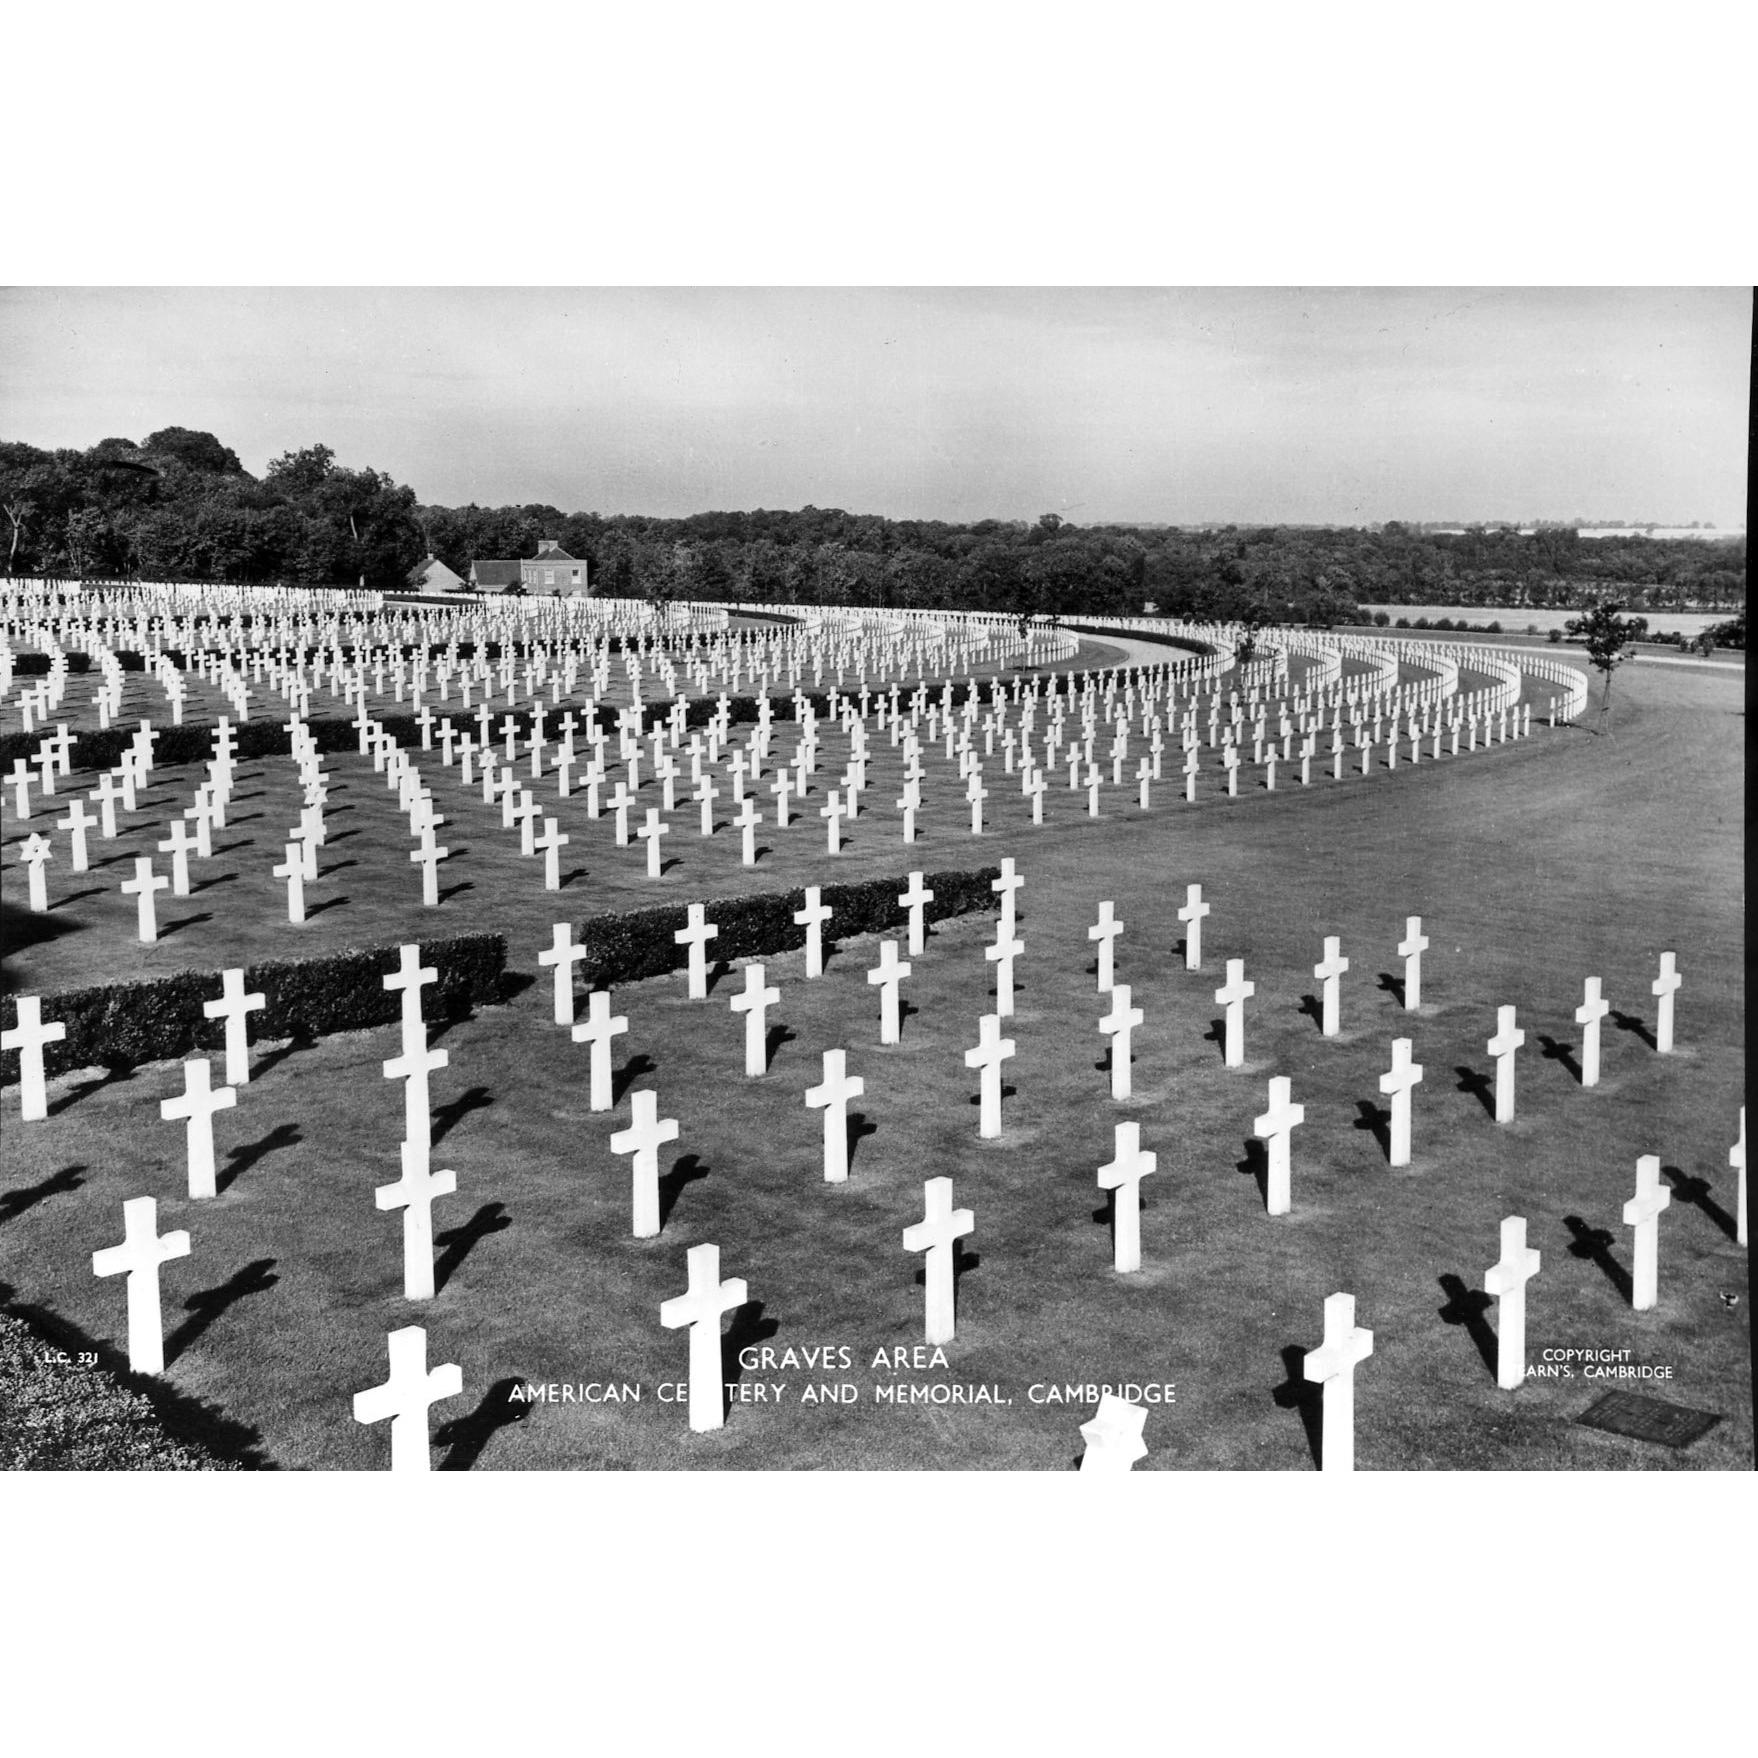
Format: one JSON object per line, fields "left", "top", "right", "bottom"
{"left": 1575, "top": 1391, "right": 1721, "bottom": 1450}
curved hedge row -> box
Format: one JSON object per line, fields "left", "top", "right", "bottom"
{"left": 0, "top": 933, "right": 507, "bottom": 1085}
{"left": 573, "top": 866, "right": 1001, "bottom": 988}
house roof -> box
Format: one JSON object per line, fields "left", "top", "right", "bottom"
{"left": 407, "top": 555, "right": 462, "bottom": 586}
{"left": 471, "top": 559, "right": 524, "bottom": 585}
{"left": 526, "top": 546, "right": 580, "bottom": 564}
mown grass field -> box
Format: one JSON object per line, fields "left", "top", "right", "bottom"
{"left": 1, "top": 654, "right": 1745, "bottom": 1470}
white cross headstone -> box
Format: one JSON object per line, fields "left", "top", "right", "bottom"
{"left": 637, "top": 807, "right": 669, "bottom": 878}
{"left": 867, "top": 939, "right": 911, "bottom": 1046}
{"left": 1379, "top": 1037, "right": 1423, "bottom": 1166}
{"left": 352, "top": 1324, "right": 462, "bottom": 1472}
{"left": 375, "top": 1139, "right": 457, "bottom": 1301}
{"left": 571, "top": 989, "right": 628, "bottom": 1112}
{"left": 992, "top": 857, "right": 1023, "bottom": 937}
{"left": 985, "top": 927, "right": 1024, "bottom": 1019}
{"left": 660, "top": 1242, "right": 747, "bottom": 1433}
{"left": 1214, "top": 960, "right": 1254, "bottom": 1068}
{"left": 92, "top": 1196, "right": 190, "bottom": 1375}
{"left": 1098, "top": 983, "right": 1144, "bottom": 1100}
{"left": 1622, "top": 1154, "right": 1670, "bottom": 1312}
{"left": 383, "top": 1036, "right": 448, "bottom": 1161}
{"left": 898, "top": 871, "right": 935, "bottom": 955}
{"left": 18, "top": 833, "right": 52, "bottom": 911}
{"left": 160, "top": 1058, "right": 236, "bottom": 1199}
{"left": 3, "top": 995, "right": 66, "bottom": 1121}
{"left": 1252, "top": 1075, "right": 1304, "bottom": 1216}
{"left": 1398, "top": 916, "right": 1429, "bottom": 1009}
{"left": 1078, "top": 1393, "right": 1149, "bottom": 1472}
{"left": 121, "top": 856, "right": 170, "bottom": 941}
{"left": 730, "top": 962, "right": 780, "bottom": 1077}
{"left": 1483, "top": 1215, "right": 1541, "bottom": 1390}
{"left": 1650, "top": 952, "right": 1681, "bottom": 1055}
{"left": 56, "top": 797, "right": 97, "bottom": 872}
{"left": 735, "top": 795, "right": 760, "bottom": 865}
{"left": 383, "top": 944, "right": 437, "bottom": 1042}
{"left": 675, "top": 903, "right": 719, "bottom": 999}
{"left": 1088, "top": 901, "right": 1122, "bottom": 993}
{"left": 805, "top": 1048, "right": 864, "bottom": 1183}
{"left": 201, "top": 969, "right": 266, "bottom": 1089}
{"left": 1313, "top": 936, "right": 1349, "bottom": 1037}
{"left": 535, "top": 816, "right": 568, "bottom": 890}
{"left": 903, "top": 1176, "right": 974, "bottom": 1345}
{"left": 271, "top": 841, "right": 306, "bottom": 924}
{"left": 1097, "top": 1120, "right": 1156, "bottom": 1272}
{"left": 1178, "top": 884, "right": 1209, "bottom": 971}
{"left": 794, "top": 886, "right": 833, "bottom": 978}
{"left": 1574, "top": 977, "right": 1610, "bottom": 1088}
{"left": 609, "top": 1089, "right": 679, "bottom": 1239}
{"left": 1487, "top": 1005, "right": 1525, "bottom": 1124}
{"left": 1303, "top": 1291, "right": 1373, "bottom": 1473}
{"left": 538, "top": 923, "right": 587, "bottom": 1026}
{"left": 964, "top": 1013, "right": 1015, "bottom": 1140}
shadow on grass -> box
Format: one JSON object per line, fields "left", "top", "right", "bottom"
{"left": 319, "top": 858, "right": 358, "bottom": 879}
{"left": 1563, "top": 1215, "right": 1633, "bottom": 1301}
{"left": 303, "top": 896, "right": 346, "bottom": 920}
{"left": 0, "top": 1280, "right": 276, "bottom": 1467}
{"left": 1611, "top": 1009, "right": 1657, "bottom": 1051}
{"left": 166, "top": 1258, "right": 280, "bottom": 1364}
{"left": 913, "top": 1242, "right": 981, "bottom": 1291}
{"left": 1235, "top": 1138, "right": 1269, "bottom": 1208}
{"left": 765, "top": 1022, "right": 797, "bottom": 1065}
{"left": 52, "top": 886, "right": 107, "bottom": 910}
{"left": 252, "top": 1035, "right": 317, "bottom": 1080}
{"left": 1436, "top": 1273, "right": 1498, "bottom": 1378}
{"left": 1376, "top": 971, "right": 1405, "bottom": 1006}
{"left": 722, "top": 1300, "right": 782, "bottom": 1402}
{"left": 217, "top": 1122, "right": 302, "bottom": 1193}
{"left": 1536, "top": 1033, "right": 1581, "bottom": 1082}
{"left": 1353, "top": 1098, "right": 1392, "bottom": 1161}
{"left": 437, "top": 880, "right": 474, "bottom": 904}
{"left": 496, "top": 969, "right": 537, "bottom": 1005}
{"left": 192, "top": 871, "right": 237, "bottom": 896}
{"left": 1201, "top": 1017, "right": 1227, "bottom": 1061}
{"left": 434, "top": 1201, "right": 511, "bottom": 1293}
{"left": 658, "top": 1155, "right": 710, "bottom": 1229}
{"left": 48, "top": 1064, "right": 133, "bottom": 1115}
{"left": 846, "top": 1110, "right": 878, "bottom": 1172}
{"left": 1271, "top": 1344, "right": 1322, "bottom": 1468}
{"left": 1296, "top": 993, "right": 1324, "bottom": 1031}
{"left": 154, "top": 914, "right": 214, "bottom": 943}
{"left": 0, "top": 1163, "right": 86, "bottom": 1225}
{"left": 1454, "top": 1064, "right": 1496, "bottom": 1119}
{"left": 432, "top": 1085, "right": 493, "bottom": 1147}
{"left": 704, "top": 958, "right": 733, "bottom": 998}
{"left": 612, "top": 1052, "right": 656, "bottom": 1106}
{"left": 1663, "top": 1164, "right": 1740, "bottom": 1242}
{"left": 0, "top": 897, "right": 84, "bottom": 963}
{"left": 559, "top": 867, "right": 589, "bottom": 890}
{"left": 435, "top": 1375, "right": 531, "bottom": 1470}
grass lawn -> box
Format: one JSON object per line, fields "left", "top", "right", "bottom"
{"left": 0, "top": 653, "right": 1744, "bottom": 1470}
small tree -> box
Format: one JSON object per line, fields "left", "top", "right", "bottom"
{"left": 1564, "top": 599, "right": 1642, "bottom": 718}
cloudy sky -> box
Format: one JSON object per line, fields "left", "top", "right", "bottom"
{"left": 1, "top": 286, "right": 1747, "bottom": 527}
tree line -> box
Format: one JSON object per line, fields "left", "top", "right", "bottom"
{"left": 2, "top": 430, "right": 1743, "bottom": 623}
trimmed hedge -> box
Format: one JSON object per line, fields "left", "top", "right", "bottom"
{"left": 0, "top": 932, "right": 507, "bottom": 1085}
{"left": 574, "top": 866, "right": 1002, "bottom": 988}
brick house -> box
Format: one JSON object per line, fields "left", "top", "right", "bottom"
{"left": 469, "top": 539, "right": 589, "bottom": 594}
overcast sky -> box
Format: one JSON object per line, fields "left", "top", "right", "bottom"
{"left": 1, "top": 286, "right": 1747, "bottom": 527}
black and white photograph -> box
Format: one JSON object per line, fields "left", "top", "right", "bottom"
{"left": 4, "top": 285, "right": 1745, "bottom": 1476}
{"left": 1, "top": 6, "right": 1751, "bottom": 1749}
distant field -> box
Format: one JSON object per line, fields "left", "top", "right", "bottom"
{"left": 1359, "top": 606, "right": 1733, "bottom": 637}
